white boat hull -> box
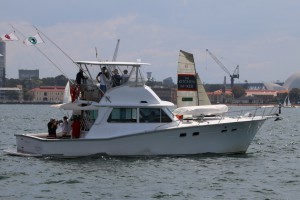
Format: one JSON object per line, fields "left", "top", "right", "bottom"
{"left": 11, "top": 118, "right": 266, "bottom": 157}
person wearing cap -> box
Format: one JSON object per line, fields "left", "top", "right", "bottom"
{"left": 47, "top": 118, "right": 58, "bottom": 138}
{"left": 112, "top": 69, "right": 122, "bottom": 87}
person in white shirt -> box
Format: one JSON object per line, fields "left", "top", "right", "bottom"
{"left": 60, "top": 116, "right": 70, "bottom": 137}
{"left": 96, "top": 67, "right": 110, "bottom": 93}
{"left": 122, "top": 69, "right": 129, "bottom": 84}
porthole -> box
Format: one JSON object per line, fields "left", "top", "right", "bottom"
{"left": 179, "top": 133, "right": 186, "bottom": 137}
{"left": 193, "top": 132, "right": 199, "bottom": 136}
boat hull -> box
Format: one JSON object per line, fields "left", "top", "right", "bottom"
{"left": 11, "top": 118, "right": 266, "bottom": 157}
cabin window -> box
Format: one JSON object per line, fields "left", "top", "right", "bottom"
{"left": 85, "top": 110, "right": 98, "bottom": 121}
{"left": 161, "top": 109, "right": 172, "bottom": 122}
{"left": 139, "top": 108, "right": 172, "bottom": 123}
{"left": 193, "top": 132, "right": 199, "bottom": 136}
{"left": 179, "top": 133, "right": 187, "bottom": 137}
{"left": 107, "top": 108, "right": 137, "bottom": 123}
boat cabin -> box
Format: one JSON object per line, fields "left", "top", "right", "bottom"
{"left": 61, "top": 61, "right": 177, "bottom": 138}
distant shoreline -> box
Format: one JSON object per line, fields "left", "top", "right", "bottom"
{"left": 0, "top": 101, "right": 59, "bottom": 105}
{"left": 0, "top": 101, "right": 285, "bottom": 106}
{"left": 228, "top": 103, "right": 300, "bottom": 107}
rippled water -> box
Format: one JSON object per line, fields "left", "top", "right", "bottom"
{"left": 0, "top": 105, "right": 299, "bottom": 199}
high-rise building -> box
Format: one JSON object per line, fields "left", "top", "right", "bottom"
{"left": 19, "top": 69, "right": 39, "bottom": 80}
{"left": 0, "top": 42, "right": 6, "bottom": 87}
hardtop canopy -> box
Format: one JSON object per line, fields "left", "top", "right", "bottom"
{"left": 74, "top": 61, "right": 151, "bottom": 67}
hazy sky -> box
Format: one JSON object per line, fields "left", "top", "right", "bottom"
{"left": 1, "top": 0, "right": 300, "bottom": 84}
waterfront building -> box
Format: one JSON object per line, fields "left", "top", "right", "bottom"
{"left": 233, "top": 90, "right": 288, "bottom": 104}
{"left": 29, "top": 86, "right": 65, "bottom": 103}
{"left": 0, "top": 85, "right": 23, "bottom": 102}
{"left": 207, "top": 89, "right": 233, "bottom": 104}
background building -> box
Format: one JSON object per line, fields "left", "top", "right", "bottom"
{"left": 19, "top": 69, "right": 39, "bottom": 80}
{"left": 162, "top": 77, "right": 175, "bottom": 88}
{"left": 283, "top": 72, "right": 300, "bottom": 90}
{"left": 0, "top": 86, "right": 23, "bottom": 102}
{"left": 29, "top": 86, "right": 65, "bottom": 103}
{"left": 152, "top": 87, "right": 177, "bottom": 104}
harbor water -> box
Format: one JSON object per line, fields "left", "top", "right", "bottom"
{"left": 0, "top": 104, "right": 299, "bottom": 199}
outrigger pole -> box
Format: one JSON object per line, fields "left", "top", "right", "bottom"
{"left": 33, "top": 26, "right": 87, "bottom": 83}
{"left": 33, "top": 26, "right": 77, "bottom": 67}
{"left": 10, "top": 24, "right": 74, "bottom": 84}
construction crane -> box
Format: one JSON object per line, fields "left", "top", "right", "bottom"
{"left": 206, "top": 49, "right": 239, "bottom": 89}
{"left": 112, "top": 39, "right": 120, "bottom": 61}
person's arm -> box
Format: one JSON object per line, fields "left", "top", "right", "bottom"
{"left": 96, "top": 73, "right": 100, "bottom": 82}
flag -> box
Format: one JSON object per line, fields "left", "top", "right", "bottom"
{"left": 24, "top": 33, "right": 44, "bottom": 46}
{"left": 0, "top": 32, "right": 19, "bottom": 41}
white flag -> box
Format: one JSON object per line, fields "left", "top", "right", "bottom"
{"left": 24, "top": 33, "right": 44, "bottom": 46}
{"left": 0, "top": 32, "right": 19, "bottom": 41}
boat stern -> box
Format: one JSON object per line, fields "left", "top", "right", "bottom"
{"left": 15, "top": 134, "right": 45, "bottom": 156}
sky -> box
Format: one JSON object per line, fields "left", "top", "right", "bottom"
{"left": 1, "top": 0, "right": 300, "bottom": 84}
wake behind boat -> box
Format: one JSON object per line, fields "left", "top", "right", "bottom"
{"left": 5, "top": 60, "right": 280, "bottom": 158}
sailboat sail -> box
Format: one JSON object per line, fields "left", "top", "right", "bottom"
{"left": 196, "top": 73, "right": 211, "bottom": 105}
{"left": 283, "top": 94, "right": 291, "bottom": 107}
{"left": 177, "top": 50, "right": 211, "bottom": 107}
{"left": 63, "top": 81, "right": 72, "bottom": 104}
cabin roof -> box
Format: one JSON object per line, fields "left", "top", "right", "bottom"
{"left": 99, "top": 85, "right": 174, "bottom": 107}
{"left": 74, "top": 61, "right": 151, "bottom": 66}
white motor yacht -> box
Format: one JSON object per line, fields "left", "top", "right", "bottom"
{"left": 5, "top": 61, "right": 280, "bottom": 157}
